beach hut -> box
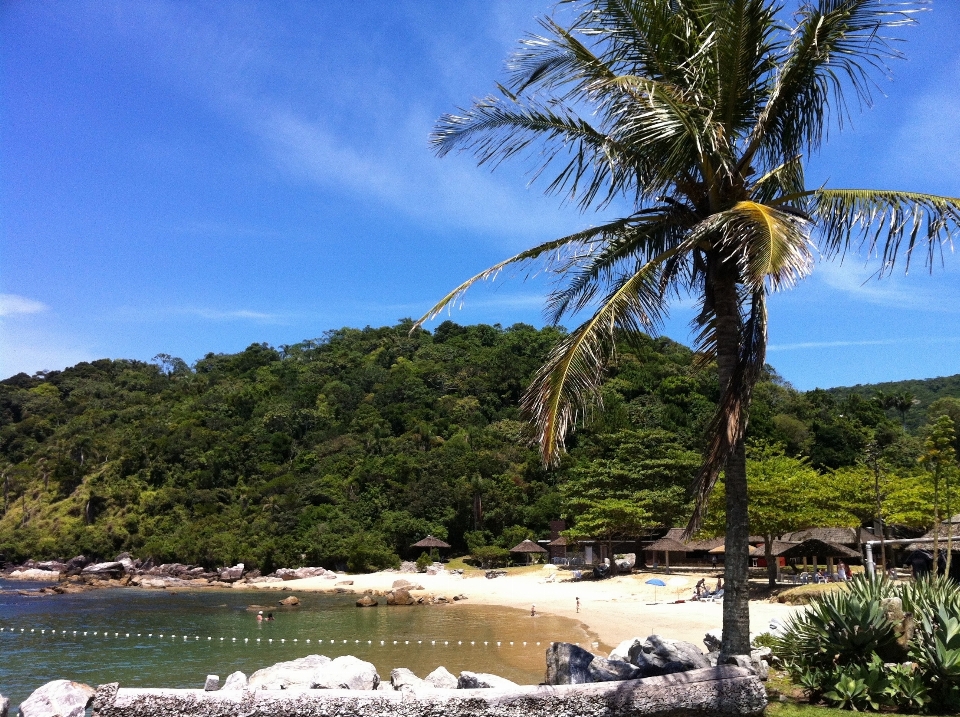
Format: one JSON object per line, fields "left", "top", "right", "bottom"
{"left": 547, "top": 535, "right": 568, "bottom": 562}
{"left": 645, "top": 536, "right": 690, "bottom": 572}
{"left": 411, "top": 535, "right": 451, "bottom": 562}
{"left": 510, "top": 539, "right": 549, "bottom": 565}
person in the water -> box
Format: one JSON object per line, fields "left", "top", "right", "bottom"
{"left": 266, "top": 612, "right": 275, "bottom": 621}
{"left": 257, "top": 611, "right": 263, "bottom": 622}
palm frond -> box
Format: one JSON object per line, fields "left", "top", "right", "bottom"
{"left": 808, "top": 189, "right": 960, "bottom": 273}
{"left": 522, "top": 243, "right": 686, "bottom": 466}
{"left": 410, "top": 216, "right": 653, "bottom": 332}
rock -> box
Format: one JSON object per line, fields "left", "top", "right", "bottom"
{"left": 313, "top": 655, "right": 380, "bottom": 691}
{"left": 276, "top": 567, "right": 326, "bottom": 581}
{"left": 609, "top": 638, "right": 640, "bottom": 662}
{"left": 219, "top": 563, "right": 244, "bottom": 582}
{"left": 203, "top": 675, "right": 219, "bottom": 691}
{"left": 8, "top": 568, "right": 60, "bottom": 581}
{"left": 431, "top": 595, "right": 449, "bottom": 604}
{"left": 278, "top": 595, "right": 300, "bottom": 606}
{"left": 221, "top": 671, "right": 247, "bottom": 690}
{"left": 706, "top": 651, "right": 720, "bottom": 667}
{"left": 457, "top": 671, "right": 518, "bottom": 689}
{"left": 424, "top": 666, "right": 458, "bottom": 689}
{"left": 356, "top": 594, "right": 378, "bottom": 607}
{"left": 385, "top": 589, "right": 415, "bottom": 606}
{"left": 703, "top": 629, "right": 723, "bottom": 653}
{"left": 35, "top": 561, "right": 67, "bottom": 573}
{"left": 18, "top": 680, "right": 95, "bottom": 717}
{"left": 545, "top": 642, "right": 597, "bottom": 685}
{"left": 452, "top": 594, "right": 467, "bottom": 601}
{"left": 337, "top": 580, "right": 354, "bottom": 586}
{"left": 248, "top": 655, "right": 331, "bottom": 690}
{"left": 64, "top": 555, "right": 89, "bottom": 572}
{"left": 425, "top": 565, "right": 444, "bottom": 576}
{"left": 587, "top": 656, "right": 645, "bottom": 683}
{"left": 629, "top": 635, "right": 710, "bottom": 676}
{"left": 81, "top": 562, "right": 125, "bottom": 579}
{"left": 118, "top": 558, "right": 136, "bottom": 574}
{"left": 390, "top": 668, "right": 429, "bottom": 692}
{"left": 392, "top": 579, "right": 413, "bottom": 589}
{"left": 400, "top": 561, "right": 417, "bottom": 573}
{"left": 615, "top": 553, "right": 636, "bottom": 570}
{"left": 0, "top": 693, "right": 8, "bottom": 717}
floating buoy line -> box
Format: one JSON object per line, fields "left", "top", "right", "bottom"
{"left": 0, "top": 626, "right": 580, "bottom": 650}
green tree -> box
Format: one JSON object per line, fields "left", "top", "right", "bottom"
{"left": 564, "top": 498, "right": 650, "bottom": 574}
{"left": 415, "top": 1, "right": 960, "bottom": 655}
{"left": 919, "top": 415, "right": 957, "bottom": 577}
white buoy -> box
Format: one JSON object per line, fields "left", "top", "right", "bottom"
{"left": 418, "top": 640, "right": 422, "bottom": 644}
{"left": 245, "top": 638, "right": 249, "bottom": 642}
{"left": 458, "top": 641, "right": 461, "bottom": 645}
{"left": 233, "top": 638, "right": 237, "bottom": 642}
{"left": 355, "top": 640, "right": 359, "bottom": 644}
{"left": 306, "top": 639, "right": 310, "bottom": 643}
{"left": 294, "top": 639, "right": 298, "bottom": 642}
{"left": 281, "top": 639, "right": 285, "bottom": 643}
{"left": 126, "top": 633, "right": 130, "bottom": 638}
{"left": 343, "top": 640, "right": 347, "bottom": 644}
{"left": 510, "top": 642, "right": 514, "bottom": 646}
{"left": 444, "top": 641, "right": 448, "bottom": 645}
{"left": 393, "top": 640, "right": 397, "bottom": 645}
{"left": 41, "top": 630, "right": 45, "bottom": 634}
{"left": 536, "top": 642, "right": 540, "bottom": 646}
{"left": 484, "top": 641, "right": 488, "bottom": 645}
{"left": 207, "top": 637, "right": 212, "bottom": 640}
{"left": 31, "top": 629, "right": 35, "bottom": 633}
{"left": 497, "top": 642, "right": 501, "bottom": 647}
{"left": 257, "top": 638, "right": 261, "bottom": 642}
{"left": 431, "top": 640, "right": 435, "bottom": 645}
{"left": 159, "top": 634, "right": 163, "bottom": 638}
{"left": 523, "top": 642, "right": 526, "bottom": 646}
{"left": 220, "top": 637, "right": 224, "bottom": 641}
{"left": 471, "top": 641, "right": 475, "bottom": 645}
{"left": 115, "top": 632, "right": 119, "bottom": 637}
{"left": 367, "top": 640, "right": 371, "bottom": 644}
{"left": 405, "top": 641, "right": 409, "bottom": 645}
{"left": 380, "top": 640, "right": 384, "bottom": 645}
{"left": 269, "top": 639, "right": 273, "bottom": 643}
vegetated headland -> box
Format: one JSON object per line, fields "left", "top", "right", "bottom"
{"left": 0, "top": 320, "right": 953, "bottom": 572}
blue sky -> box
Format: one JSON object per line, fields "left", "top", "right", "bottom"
{"left": 2, "top": 1, "right": 960, "bottom": 391}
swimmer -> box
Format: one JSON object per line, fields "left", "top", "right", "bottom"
{"left": 257, "top": 611, "right": 264, "bottom": 622}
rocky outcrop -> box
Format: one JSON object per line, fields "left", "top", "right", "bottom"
{"left": 81, "top": 562, "right": 126, "bottom": 579}
{"left": 19, "top": 680, "right": 95, "bottom": 717}
{"left": 278, "top": 596, "right": 300, "bottom": 606}
{"left": 424, "top": 666, "right": 458, "bottom": 689}
{"left": 313, "top": 656, "right": 380, "bottom": 691}
{"left": 203, "top": 676, "right": 219, "bottom": 691}
{"left": 390, "top": 668, "right": 429, "bottom": 692}
{"left": 703, "top": 629, "right": 722, "bottom": 653}
{"left": 218, "top": 564, "right": 244, "bottom": 582}
{"left": 92, "top": 666, "right": 768, "bottom": 717}
{"left": 457, "top": 672, "right": 519, "bottom": 689}
{"left": 356, "top": 594, "right": 378, "bottom": 607}
{"left": 8, "top": 568, "right": 60, "bottom": 581}
{"left": 275, "top": 567, "right": 326, "bottom": 581}
{"left": 546, "top": 643, "right": 643, "bottom": 685}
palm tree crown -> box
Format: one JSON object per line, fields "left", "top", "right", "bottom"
{"left": 415, "top": 0, "right": 960, "bottom": 656}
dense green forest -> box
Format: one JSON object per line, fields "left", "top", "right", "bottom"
{"left": 0, "top": 321, "right": 951, "bottom": 571}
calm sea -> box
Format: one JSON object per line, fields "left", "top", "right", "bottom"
{"left": 0, "top": 579, "right": 594, "bottom": 707}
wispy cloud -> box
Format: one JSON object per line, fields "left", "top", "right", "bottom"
{"left": 770, "top": 336, "right": 960, "bottom": 352}
{"left": 186, "top": 308, "right": 282, "bottom": 322}
{"left": 812, "top": 260, "right": 960, "bottom": 312}
{"left": 0, "top": 294, "right": 49, "bottom": 316}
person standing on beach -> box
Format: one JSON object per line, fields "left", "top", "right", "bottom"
{"left": 576, "top": 597, "right": 580, "bottom": 613}
{"left": 531, "top": 604, "right": 536, "bottom": 617}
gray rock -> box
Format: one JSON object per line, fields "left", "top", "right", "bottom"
{"left": 81, "top": 561, "right": 125, "bottom": 579}
{"left": 203, "top": 675, "right": 219, "bottom": 691}
{"left": 587, "top": 656, "right": 645, "bottom": 683}
{"left": 457, "top": 671, "right": 518, "bottom": 689}
{"left": 392, "top": 579, "right": 413, "bottom": 589}
{"left": 1, "top": 693, "right": 8, "bottom": 717}
{"left": 609, "top": 637, "right": 641, "bottom": 662}
{"left": 313, "top": 655, "right": 380, "bottom": 691}
{"left": 221, "top": 672, "right": 247, "bottom": 690}
{"left": 248, "top": 654, "right": 331, "bottom": 690}
{"left": 706, "top": 651, "right": 720, "bottom": 667}
{"left": 35, "top": 561, "right": 67, "bottom": 573}
{"left": 630, "top": 635, "right": 710, "bottom": 675}
{"left": 390, "top": 668, "right": 429, "bottom": 692}
{"left": 278, "top": 595, "right": 300, "bottom": 606}
{"left": 18, "top": 680, "right": 95, "bottom": 717}
{"left": 356, "top": 594, "right": 378, "bottom": 607}
{"left": 399, "top": 561, "right": 417, "bottom": 573}
{"left": 424, "top": 666, "right": 458, "bottom": 689}
{"left": 219, "top": 563, "right": 244, "bottom": 582}
{"left": 545, "top": 642, "right": 597, "bottom": 685}
{"left": 64, "top": 555, "right": 89, "bottom": 572}
{"left": 703, "top": 629, "right": 723, "bottom": 653}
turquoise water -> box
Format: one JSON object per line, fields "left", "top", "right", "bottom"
{"left": 0, "top": 579, "right": 592, "bottom": 707}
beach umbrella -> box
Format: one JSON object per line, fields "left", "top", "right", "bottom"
{"left": 645, "top": 577, "right": 666, "bottom": 603}
{"left": 411, "top": 535, "right": 451, "bottom": 561}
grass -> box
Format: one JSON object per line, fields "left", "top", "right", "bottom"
{"left": 772, "top": 582, "right": 848, "bottom": 605}
{"left": 765, "top": 702, "right": 917, "bottom": 717}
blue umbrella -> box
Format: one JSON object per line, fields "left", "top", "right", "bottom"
{"left": 645, "top": 577, "right": 666, "bottom": 603}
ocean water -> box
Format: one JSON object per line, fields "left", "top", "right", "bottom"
{"left": 0, "top": 579, "right": 594, "bottom": 707}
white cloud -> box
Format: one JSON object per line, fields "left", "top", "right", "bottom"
{"left": 812, "top": 259, "right": 960, "bottom": 312}
{"left": 0, "top": 294, "right": 48, "bottom": 316}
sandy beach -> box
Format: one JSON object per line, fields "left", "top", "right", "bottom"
{"left": 241, "top": 566, "right": 801, "bottom": 652}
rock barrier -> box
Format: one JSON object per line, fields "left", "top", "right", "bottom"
{"left": 92, "top": 667, "right": 765, "bottom": 717}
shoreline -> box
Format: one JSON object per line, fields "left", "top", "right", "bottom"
{"left": 239, "top": 566, "right": 802, "bottom": 651}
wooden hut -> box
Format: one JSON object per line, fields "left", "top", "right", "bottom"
{"left": 411, "top": 535, "right": 451, "bottom": 561}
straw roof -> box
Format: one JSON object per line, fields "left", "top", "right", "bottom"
{"left": 708, "top": 544, "right": 765, "bottom": 556}
{"left": 770, "top": 538, "right": 860, "bottom": 560}
{"left": 510, "top": 539, "right": 548, "bottom": 553}
{"left": 646, "top": 536, "right": 690, "bottom": 553}
{"left": 781, "top": 527, "right": 874, "bottom": 546}
{"left": 411, "top": 535, "right": 451, "bottom": 549}
{"left": 548, "top": 536, "right": 568, "bottom": 546}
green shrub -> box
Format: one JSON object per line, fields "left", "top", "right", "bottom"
{"left": 472, "top": 545, "right": 511, "bottom": 568}
{"left": 415, "top": 551, "right": 432, "bottom": 572}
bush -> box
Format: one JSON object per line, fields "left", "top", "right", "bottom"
{"left": 415, "top": 551, "right": 432, "bottom": 572}
{"left": 472, "top": 545, "right": 511, "bottom": 568}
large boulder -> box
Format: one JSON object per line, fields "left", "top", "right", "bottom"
{"left": 424, "top": 666, "right": 458, "bottom": 689}
{"left": 546, "top": 643, "right": 600, "bottom": 685}
{"left": 385, "top": 589, "right": 415, "bottom": 606}
{"left": 248, "top": 655, "right": 331, "bottom": 690}
{"left": 615, "top": 553, "right": 636, "bottom": 571}
{"left": 629, "top": 635, "right": 710, "bottom": 676}
{"left": 81, "top": 562, "right": 125, "bottom": 579}
{"left": 35, "top": 561, "right": 67, "bottom": 573}
{"left": 219, "top": 563, "right": 244, "bottom": 582}
{"left": 64, "top": 556, "right": 89, "bottom": 573}
{"left": 356, "top": 595, "right": 378, "bottom": 607}
{"left": 275, "top": 567, "right": 326, "bottom": 581}
{"left": 278, "top": 596, "right": 300, "bottom": 606}
{"left": 313, "top": 656, "right": 380, "bottom": 691}
{"left": 390, "top": 668, "right": 429, "bottom": 692}
{"left": 221, "top": 672, "right": 247, "bottom": 690}
{"left": 9, "top": 568, "right": 59, "bottom": 581}
{"left": 457, "top": 672, "right": 518, "bottom": 689}
{"left": 18, "top": 680, "right": 95, "bottom": 717}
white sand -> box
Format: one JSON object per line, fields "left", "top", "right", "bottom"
{"left": 240, "top": 567, "right": 801, "bottom": 651}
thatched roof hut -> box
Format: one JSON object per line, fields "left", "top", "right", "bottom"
{"left": 411, "top": 535, "right": 451, "bottom": 549}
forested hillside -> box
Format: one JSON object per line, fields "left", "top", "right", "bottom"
{"left": 0, "top": 321, "right": 943, "bottom": 571}
{"left": 828, "top": 374, "right": 960, "bottom": 431}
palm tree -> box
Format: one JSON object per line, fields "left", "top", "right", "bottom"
{"left": 414, "top": 1, "right": 960, "bottom": 657}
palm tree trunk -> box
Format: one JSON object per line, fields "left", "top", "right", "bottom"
{"left": 713, "top": 267, "right": 752, "bottom": 658}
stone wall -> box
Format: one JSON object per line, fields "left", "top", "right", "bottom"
{"left": 92, "top": 666, "right": 766, "bottom": 717}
